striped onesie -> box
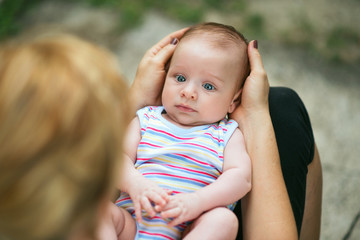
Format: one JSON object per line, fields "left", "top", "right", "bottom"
{"left": 116, "top": 106, "right": 239, "bottom": 240}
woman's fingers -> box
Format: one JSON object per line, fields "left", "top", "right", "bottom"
{"left": 230, "top": 40, "right": 270, "bottom": 126}
{"left": 151, "top": 41, "right": 178, "bottom": 67}
{"left": 146, "top": 28, "right": 188, "bottom": 57}
{"left": 248, "top": 40, "right": 264, "bottom": 72}
{"left": 146, "top": 28, "right": 188, "bottom": 67}
{"left": 152, "top": 27, "right": 188, "bottom": 50}
{"left": 245, "top": 40, "right": 269, "bottom": 96}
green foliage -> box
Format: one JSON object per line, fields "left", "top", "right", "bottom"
{"left": 247, "top": 14, "right": 264, "bottom": 32}
{"left": 164, "top": 1, "right": 204, "bottom": 23}
{"left": 0, "top": 0, "right": 45, "bottom": 39}
{"left": 1, "top": 0, "right": 357, "bottom": 63}
{"left": 0, "top": 0, "right": 250, "bottom": 39}
{"left": 282, "top": 16, "right": 314, "bottom": 49}
{"left": 204, "top": 0, "right": 222, "bottom": 9}
{"left": 225, "top": 0, "right": 247, "bottom": 12}
{"left": 118, "top": 0, "right": 146, "bottom": 31}
{"left": 243, "top": 13, "right": 265, "bottom": 39}
{"left": 326, "top": 26, "right": 359, "bottom": 49}
{"left": 325, "top": 26, "right": 359, "bottom": 63}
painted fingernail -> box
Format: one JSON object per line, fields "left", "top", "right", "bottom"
{"left": 253, "top": 40, "right": 258, "bottom": 49}
{"left": 171, "top": 38, "right": 178, "bottom": 45}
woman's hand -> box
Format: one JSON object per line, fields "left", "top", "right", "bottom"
{"left": 230, "top": 40, "right": 270, "bottom": 131}
{"left": 129, "top": 28, "right": 188, "bottom": 111}
{"left": 231, "top": 41, "right": 298, "bottom": 239}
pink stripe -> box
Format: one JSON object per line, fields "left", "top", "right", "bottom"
{"left": 204, "top": 132, "right": 224, "bottom": 143}
{"left": 143, "top": 172, "right": 210, "bottom": 185}
{"left": 175, "top": 154, "right": 222, "bottom": 175}
{"left": 115, "top": 197, "right": 130, "bottom": 204}
{"left": 175, "top": 153, "right": 213, "bottom": 167}
{"left": 139, "top": 231, "right": 174, "bottom": 240}
{"left": 137, "top": 157, "right": 152, "bottom": 161}
{"left": 210, "top": 124, "right": 228, "bottom": 131}
{"left": 181, "top": 142, "right": 218, "bottom": 155}
{"left": 144, "top": 113, "right": 158, "bottom": 120}
{"left": 162, "top": 163, "right": 217, "bottom": 179}
{"left": 141, "top": 160, "right": 218, "bottom": 179}
{"left": 139, "top": 141, "right": 161, "bottom": 148}
{"left": 148, "top": 127, "right": 194, "bottom": 140}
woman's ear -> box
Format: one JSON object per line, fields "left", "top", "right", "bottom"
{"left": 228, "top": 89, "right": 242, "bottom": 113}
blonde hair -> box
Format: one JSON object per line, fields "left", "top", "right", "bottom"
{"left": 0, "top": 34, "right": 129, "bottom": 239}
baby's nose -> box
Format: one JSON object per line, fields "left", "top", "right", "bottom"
{"left": 180, "top": 85, "right": 197, "bottom": 100}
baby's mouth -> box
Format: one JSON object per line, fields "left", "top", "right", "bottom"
{"left": 176, "top": 104, "right": 196, "bottom": 112}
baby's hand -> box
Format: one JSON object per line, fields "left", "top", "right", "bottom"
{"left": 158, "top": 192, "right": 204, "bottom": 227}
{"left": 128, "top": 177, "right": 169, "bottom": 223}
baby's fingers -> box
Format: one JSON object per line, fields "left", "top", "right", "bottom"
{"left": 161, "top": 207, "right": 181, "bottom": 218}
{"left": 161, "top": 207, "right": 183, "bottom": 227}
{"left": 140, "top": 196, "right": 156, "bottom": 218}
{"left": 134, "top": 200, "right": 143, "bottom": 223}
{"left": 150, "top": 190, "right": 169, "bottom": 207}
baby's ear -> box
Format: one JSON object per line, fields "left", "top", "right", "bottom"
{"left": 228, "top": 89, "right": 242, "bottom": 113}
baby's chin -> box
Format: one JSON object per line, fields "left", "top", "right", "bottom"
{"left": 177, "top": 119, "right": 223, "bottom": 128}
{"left": 164, "top": 111, "right": 224, "bottom": 128}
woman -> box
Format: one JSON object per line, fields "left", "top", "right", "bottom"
{"left": 0, "top": 28, "right": 321, "bottom": 239}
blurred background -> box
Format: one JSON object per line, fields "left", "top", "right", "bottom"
{"left": 0, "top": 0, "right": 359, "bottom": 239}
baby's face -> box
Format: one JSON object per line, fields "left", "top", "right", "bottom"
{"left": 162, "top": 36, "right": 247, "bottom": 127}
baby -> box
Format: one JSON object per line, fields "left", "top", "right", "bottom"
{"left": 115, "top": 22, "right": 252, "bottom": 240}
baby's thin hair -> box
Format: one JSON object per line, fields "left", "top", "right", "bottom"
{"left": 181, "top": 22, "right": 250, "bottom": 90}
{"left": 182, "top": 22, "right": 249, "bottom": 46}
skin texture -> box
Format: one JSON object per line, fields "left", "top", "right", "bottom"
{"left": 162, "top": 36, "right": 244, "bottom": 127}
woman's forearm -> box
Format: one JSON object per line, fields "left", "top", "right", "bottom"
{"left": 240, "top": 110, "right": 298, "bottom": 240}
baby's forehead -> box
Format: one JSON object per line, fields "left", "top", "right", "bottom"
{"left": 179, "top": 34, "right": 247, "bottom": 61}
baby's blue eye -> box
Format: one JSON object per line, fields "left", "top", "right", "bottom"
{"left": 176, "top": 75, "right": 186, "bottom": 82}
{"left": 203, "top": 83, "right": 215, "bottom": 91}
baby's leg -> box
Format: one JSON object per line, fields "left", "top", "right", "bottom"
{"left": 183, "top": 207, "right": 238, "bottom": 240}
{"left": 97, "top": 202, "right": 137, "bottom": 240}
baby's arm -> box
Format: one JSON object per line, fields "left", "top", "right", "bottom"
{"left": 119, "top": 117, "right": 169, "bottom": 222}
{"left": 160, "top": 128, "right": 251, "bottom": 226}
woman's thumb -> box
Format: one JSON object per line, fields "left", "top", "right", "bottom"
{"left": 248, "top": 40, "right": 264, "bottom": 72}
